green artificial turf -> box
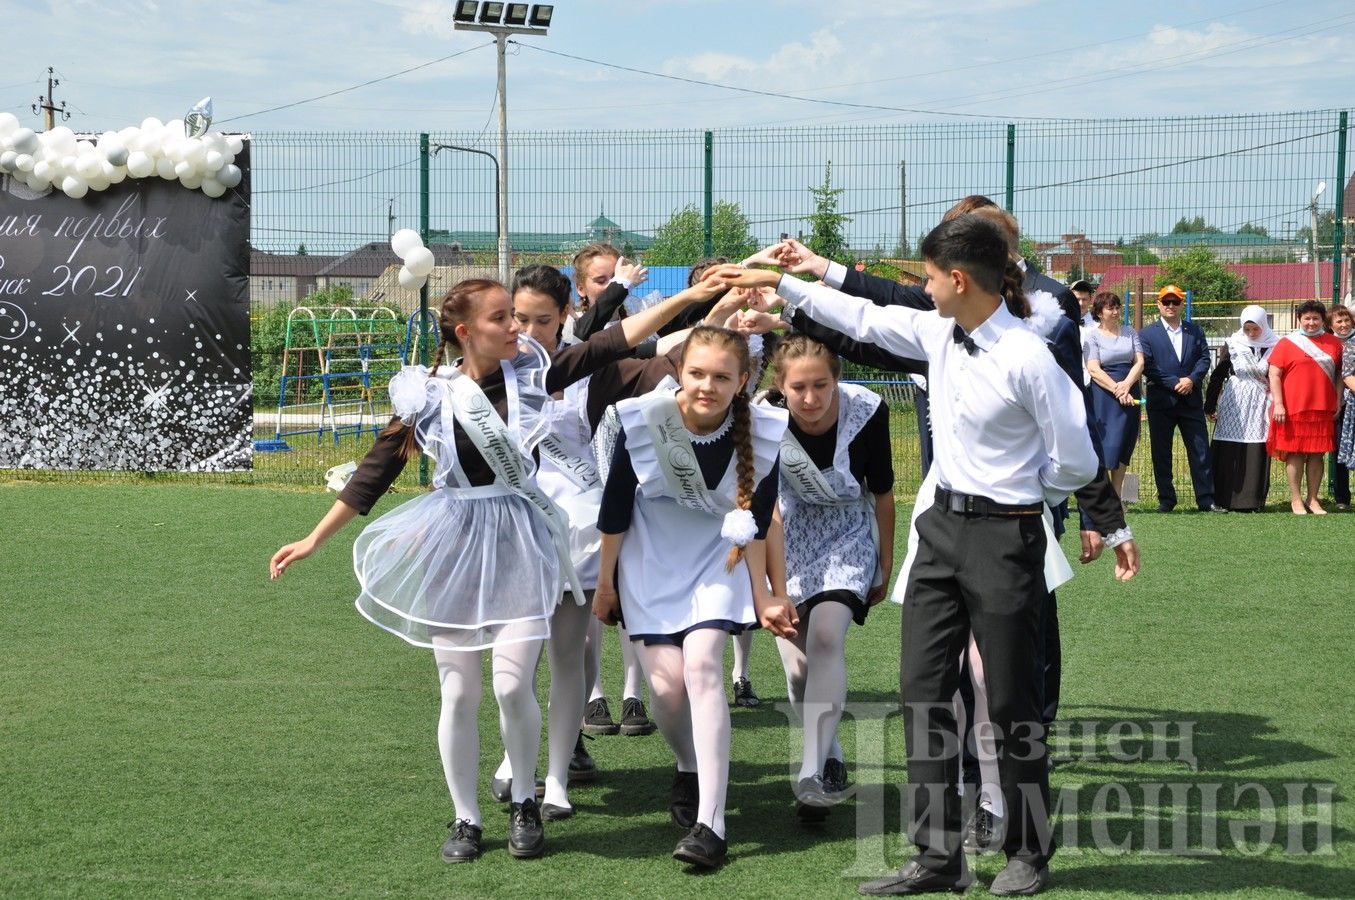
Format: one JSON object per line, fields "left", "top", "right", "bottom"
{"left": 1, "top": 482, "right": 1350, "bottom": 898}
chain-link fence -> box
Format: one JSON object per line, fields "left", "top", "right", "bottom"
{"left": 4, "top": 110, "right": 1352, "bottom": 505}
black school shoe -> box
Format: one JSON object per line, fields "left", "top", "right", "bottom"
{"left": 569, "top": 731, "right": 599, "bottom": 783}
{"left": 490, "top": 773, "right": 546, "bottom": 803}
{"left": 673, "top": 823, "right": 728, "bottom": 869}
{"left": 619, "top": 696, "right": 657, "bottom": 736}
{"left": 822, "top": 758, "right": 850, "bottom": 795}
{"left": 858, "top": 859, "right": 973, "bottom": 895}
{"left": 583, "top": 697, "right": 620, "bottom": 735}
{"left": 670, "top": 770, "right": 699, "bottom": 828}
{"left": 441, "top": 819, "right": 483, "bottom": 864}
{"left": 732, "top": 677, "right": 760, "bottom": 708}
{"left": 962, "top": 807, "right": 1004, "bottom": 855}
{"left": 507, "top": 798, "right": 545, "bottom": 858}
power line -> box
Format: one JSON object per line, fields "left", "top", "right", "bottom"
{"left": 215, "top": 42, "right": 493, "bottom": 125}
{"left": 252, "top": 157, "right": 422, "bottom": 195}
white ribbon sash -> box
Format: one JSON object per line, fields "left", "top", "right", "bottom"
{"left": 538, "top": 433, "right": 602, "bottom": 491}
{"left": 447, "top": 372, "right": 588, "bottom": 606}
{"left": 640, "top": 395, "right": 729, "bottom": 516}
{"left": 1289, "top": 333, "right": 1338, "bottom": 387}
{"left": 779, "top": 429, "right": 850, "bottom": 506}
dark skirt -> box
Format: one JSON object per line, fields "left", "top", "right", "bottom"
{"left": 629, "top": 618, "right": 753, "bottom": 646}
{"left": 796, "top": 589, "right": 870, "bottom": 628}
{"left": 1211, "top": 440, "right": 1270, "bottom": 511}
{"left": 1090, "top": 361, "right": 1142, "bottom": 468}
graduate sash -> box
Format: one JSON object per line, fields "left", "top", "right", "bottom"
{"left": 538, "top": 432, "right": 602, "bottom": 491}
{"left": 446, "top": 370, "right": 588, "bottom": 606}
{"left": 1289, "top": 332, "right": 1338, "bottom": 388}
{"left": 779, "top": 429, "right": 851, "bottom": 506}
{"left": 640, "top": 393, "right": 729, "bottom": 517}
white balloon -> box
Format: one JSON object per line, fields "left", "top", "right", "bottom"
{"left": 185, "top": 137, "right": 207, "bottom": 167}
{"left": 126, "top": 151, "right": 154, "bottom": 178}
{"left": 404, "top": 246, "right": 435, "bottom": 278}
{"left": 156, "top": 157, "right": 177, "bottom": 180}
{"left": 76, "top": 155, "right": 101, "bottom": 179}
{"left": 86, "top": 173, "right": 110, "bottom": 192}
{"left": 164, "top": 118, "right": 186, "bottom": 141}
{"left": 101, "top": 136, "right": 129, "bottom": 167}
{"left": 48, "top": 126, "right": 77, "bottom": 154}
{"left": 75, "top": 139, "right": 96, "bottom": 157}
{"left": 140, "top": 116, "right": 164, "bottom": 133}
{"left": 203, "top": 149, "right": 225, "bottom": 171}
{"left": 26, "top": 173, "right": 50, "bottom": 192}
{"left": 163, "top": 140, "right": 185, "bottom": 163}
{"left": 174, "top": 160, "right": 197, "bottom": 180}
{"left": 32, "top": 159, "right": 53, "bottom": 180}
{"left": 117, "top": 126, "right": 139, "bottom": 146}
{"left": 108, "top": 165, "right": 127, "bottom": 184}
{"left": 216, "top": 163, "right": 242, "bottom": 188}
{"left": 390, "top": 228, "right": 423, "bottom": 259}
{"left": 201, "top": 177, "right": 226, "bottom": 198}
{"left": 226, "top": 135, "right": 243, "bottom": 155}
{"left": 180, "top": 172, "right": 203, "bottom": 190}
{"left": 59, "top": 154, "right": 77, "bottom": 174}
{"left": 0, "top": 112, "right": 18, "bottom": 136}
{"left": 11, "top": 128, "right": 38, "bottom": 155}
{"left": 14, "top": 153, "right": 34, "bottom": 173}
{"left": 61, "top": 175, "right": 88, "bottom": 199}
{"left": 397, "top": 266, "right": 426, "bottom": 291}
{"left": 0, "top": 150, "right": 15, "bottom": 172}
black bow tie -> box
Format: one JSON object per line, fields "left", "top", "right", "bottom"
{"left": 952, "top": 325, "right": 978, "bottom": 356}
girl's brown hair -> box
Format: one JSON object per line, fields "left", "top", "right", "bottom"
{"left": 680, "top": 325, "right": 757, "bottom": 571}
{"left": 770, "top": 333, "right": 841, "bottom": 384}
{"left": 381, "top": 278, "right": 505, "bottom": 460}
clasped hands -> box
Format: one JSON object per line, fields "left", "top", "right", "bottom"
{"left": 692, "top": 238, "right": 827, "bottom": 336}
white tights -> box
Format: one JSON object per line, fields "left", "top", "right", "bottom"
{"left": 586, "top": 618, "right": 645, "bottom": 702}
{"left": 634, "top": 629, "right": 731, "bottom": 838}
{"left": 730, "top": 629, "right": 754, "bottom": 682}
{"left": 434, "top": 624, "right": 544, "bottom": 827}
{"left": 954, "top": 633, "right": 1004, "bottom": 818}
{"left": 774, "top": 602, "right": 851, "bottom": 781}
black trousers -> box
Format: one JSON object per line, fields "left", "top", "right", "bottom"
{"left": 901, "top": 504, "right": 1053, "bottom": 871}
{"left": 1146, "top": 404, "right": 1214, "bottom": 509}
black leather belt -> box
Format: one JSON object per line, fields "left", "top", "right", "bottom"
{"left": 935, "top": 486, "right": 1042, "bottom": 517}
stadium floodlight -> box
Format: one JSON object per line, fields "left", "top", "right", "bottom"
{"left": 450, "top": 2, "right": 555, "bottom": 284}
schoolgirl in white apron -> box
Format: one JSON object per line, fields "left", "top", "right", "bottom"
{"left": 757, "top": 335, "right": 896, "bottom": 819}
{"left": 269, "top": 278, "right": 656, "bottom": 865}
{"left": 488, "top": 263, "right": 733, "bottom": 820}
{"left": 593, "top": 325, "right": 793, "bottom": 869}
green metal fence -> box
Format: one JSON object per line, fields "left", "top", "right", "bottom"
{"left": 5, "top": 110, "right": 1353, "bottom": 507}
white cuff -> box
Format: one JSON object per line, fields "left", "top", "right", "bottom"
{"left": 611, "top": 276, "right": 632, "bottom": 290}
{"left": 1102, "top": 526, "right": 1133, "bottom": 549}
{"left": 824, "top": 260, "right": 848, "bottom": 290}
{"left": 774, "top": 273, "right": 814, "bottom": 311}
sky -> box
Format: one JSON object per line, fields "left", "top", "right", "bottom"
{"left": 3, "top": 0, "right": 1354, "bottom": 133}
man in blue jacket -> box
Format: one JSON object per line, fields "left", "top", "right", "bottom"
{"left": 1138, "top": 284, "right": 1225, "bottom": 512}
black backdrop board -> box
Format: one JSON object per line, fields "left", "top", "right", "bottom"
{"left": 0, "top": 143, "right": 251, "bottom": 471}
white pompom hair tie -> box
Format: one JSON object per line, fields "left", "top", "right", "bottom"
{"left": 721, "top": 508, "right": 758, "bottom": 547}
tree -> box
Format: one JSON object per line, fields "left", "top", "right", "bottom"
{"left": 642, "top": 201, "right": 757, "bottom": 266}
{"left": 1296, "top": 211, "right": 1338, "bottom": 259}
{"left": 1115, "top": 236, "right": 1161, "bottom": 265}
{"left": 1237, "top": 223, "right": 1269, "bottom": 237}
{"left": 296, "top": 243, "right": 307, "bottom": 256}
{"left": 1154, "top": 246, "right": 1247, "bottom": 332}
{"left": 1171, "top": 216, "right": 1220, "bottom": 234}
{"left": 805, "top": 161, "right": 851, "bottom": 262}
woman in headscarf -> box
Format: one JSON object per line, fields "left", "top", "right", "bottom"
{"left": 1205, "top": 305, "right": 1280, "bottom": 511}
{"left": 1267, "top": 301, "right": 1345, "bottom": 514}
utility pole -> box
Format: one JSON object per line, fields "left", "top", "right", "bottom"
{"left": 31, "top": 67, "right": 69, "bottom": 131}
{"left": 899, "top": 161, "right": 907, "bottom": 258}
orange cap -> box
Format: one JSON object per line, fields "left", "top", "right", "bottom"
{"left": 1157, "top": 284, "right": 1186, "bottom": 301}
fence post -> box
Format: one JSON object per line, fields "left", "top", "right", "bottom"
{"left": 418, "top": 132, "right": 431, "bottom": 487}
{"left": 1004, "top": 124, "right": 1015, "bottom": 212}
{"left": 1332, "top": 111, "right": 1347, "bottom": 305}
{"left": 703, "top": 130, "right": 714, "bottom": 257}
{"left": 1185, "top": 289, "right": 1193, "bottom": 321}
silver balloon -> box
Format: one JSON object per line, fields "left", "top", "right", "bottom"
{"left": 184, "top": 97, "right": 213, "bottom": 138}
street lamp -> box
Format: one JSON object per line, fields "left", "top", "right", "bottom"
{"left": 432, "top": 142, "right": 500, "bottom": 259}
{"left": 453, "top": 2, "right": 554, "bottom": 285}
{"left": 1311, "top": 181, "right": 1327, "bottom": 301}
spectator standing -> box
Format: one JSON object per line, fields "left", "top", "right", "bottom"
{"left": 1205, "top": 306, "right": 1280, "bottom": 512}
{"left": 1139, "top": 285, "right": 1225, "bottom": 512}
{"left": 1267, "top": 301, "right": 1344, "bottom": 515}
{"left": 1083, "top": 291, "right": 1143, "bottom": 496}
{"left": 1327, "top": 305, "right": 1355, "bottom": 509}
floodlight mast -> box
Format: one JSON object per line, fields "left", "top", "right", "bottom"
{"left": 453, "top": 3, "right": 554, "bottom": 284}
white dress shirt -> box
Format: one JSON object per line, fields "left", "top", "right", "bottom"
{"left": 776, "top": 276, "right": 1097, "bottom": 506}
{"left": 1163, "top": 320, "right": 1184, "bottom": 361}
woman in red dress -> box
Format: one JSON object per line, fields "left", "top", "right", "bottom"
{"left": 1267, "top": 300, "right": 1344, "bottom": 514}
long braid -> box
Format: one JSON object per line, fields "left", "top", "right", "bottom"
{"left": 724, "top": 390, "right": 755, "bottom": 572}
{"left": 1001, "top": 259, "right": 1030, "bottom": 319}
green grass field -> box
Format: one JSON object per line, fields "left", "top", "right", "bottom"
{"left": 1, "top": 482, "right": 1350, "bottom": 898}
